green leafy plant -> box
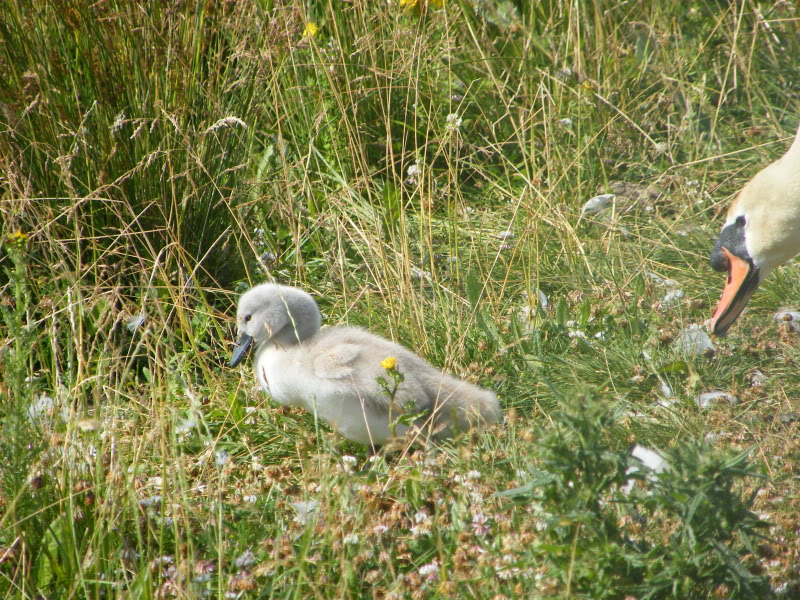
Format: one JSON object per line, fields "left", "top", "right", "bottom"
{"left": 500, "top": 394, "right": 771, "bottom": 599}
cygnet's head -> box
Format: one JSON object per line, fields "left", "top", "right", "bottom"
{"left": 230, "top": 283, "right": 322, "bottom": 367}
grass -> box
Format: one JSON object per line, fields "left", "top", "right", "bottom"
{"left": 1, "top": 0, "right": 799, "bottom": 597}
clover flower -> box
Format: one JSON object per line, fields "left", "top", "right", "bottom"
{"left": 445, "top": 113, "right": 463, "bottom": 130}
{"left": 418, "top": 560, "right": 439, "bottom": 582}
{"left": 472, "top": 512, "right": 490, "bottom": 536}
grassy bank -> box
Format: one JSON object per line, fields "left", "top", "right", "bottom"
{"left": 1, "top": 1, "right": 799, "bottom": 597}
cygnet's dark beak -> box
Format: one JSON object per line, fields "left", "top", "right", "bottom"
{"left": 229, "top": 334, "right": 254, "bottom": 367}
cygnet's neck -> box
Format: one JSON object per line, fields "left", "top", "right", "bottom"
{"left": 267, "top": 323, "right": 319, "bottom": 348}
{"left": 267, "top": 292, "right": 322, "bottom": 348}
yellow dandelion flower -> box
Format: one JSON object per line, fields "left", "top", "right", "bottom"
{"left": 430, "top": 0, "right": 445, "bottom": 7}
{"left": 302, "top": 22, "right": 320, "bottom": 38}
{"left": 380, "top": 356, "right": 397, "bottom": 370}
{"left": 7, "top": 230, "right": 28, "bottom": 244}
{"left": 399, "top": 0, "right": 419, "bottom": 7}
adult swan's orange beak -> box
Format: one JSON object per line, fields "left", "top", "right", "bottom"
{"left": 709, "top": 233, "right": 760, "bottom": 337}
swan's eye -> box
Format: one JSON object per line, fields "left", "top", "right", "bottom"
{"left": 244, "top": 315, "right": 252, "bottom": 323}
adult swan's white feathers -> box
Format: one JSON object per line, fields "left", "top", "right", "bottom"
{"left": 229, "top": 284, "right": 501, "bottom": 448}
{"left": 709, "top": 124, "right": 800, "bottom": 336}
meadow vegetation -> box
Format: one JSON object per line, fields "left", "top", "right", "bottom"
{"left": 1, "top": 0, "right": 799, "bottom": 597}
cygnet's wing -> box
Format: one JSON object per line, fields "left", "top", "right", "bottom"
{"left": 312, "top": 343, "right": 361, "bottom": 380}
{"left": 311, "top": 326, "right": 438, "bottom": 413}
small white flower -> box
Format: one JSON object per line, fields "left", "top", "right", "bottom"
{"left": 406, "top": 161, "right": 421, "bottom": 184}
{"left": 372, "top": 524, "right": 389, "bottom": 535}
{"left": 215, "top": 450, "right": 230, "bottom": 466}
{"left": 558, "top": 118, "right": 573, "bottom": 127}
{"left": 343, "top": 533, "right": 359, "bottom": 545}
{"left": 242, "top": 495, "right": 257, "bottom": 504}
{"left": 339, "top": 455, "right": 358, "bottom": 472}
{"left": 235, "top": 550, "right": 256, "bottom": 568}
{"left": 472, "top": 512, "right": 490, "bottom": 536}
{"left": 495, "top": 555, "right": 521, "bottom": 580}
{"left": 419, "top": 560, "right": 439, "bottom": 581}
{"left": 466, "top": 470, "right": 481, "bottom": 480}
{"left": 469, "top": 491, "right": 485, "bottom": 504}
{"left": 410, "top": 525, "right": 431, "bottom": 537}
{"left": 414, "top": 510, "right": 430, "bottom": 524}
{"left": 445, "top": 113, "right": 463, "bottom": 130}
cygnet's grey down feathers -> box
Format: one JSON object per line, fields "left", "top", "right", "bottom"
{"left": 230, "top": 283, "right": 501, "bottom": 448}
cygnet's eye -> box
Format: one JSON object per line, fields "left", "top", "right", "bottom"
{"left": 244, "top": 314, "right": 252, "bottom": 323}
